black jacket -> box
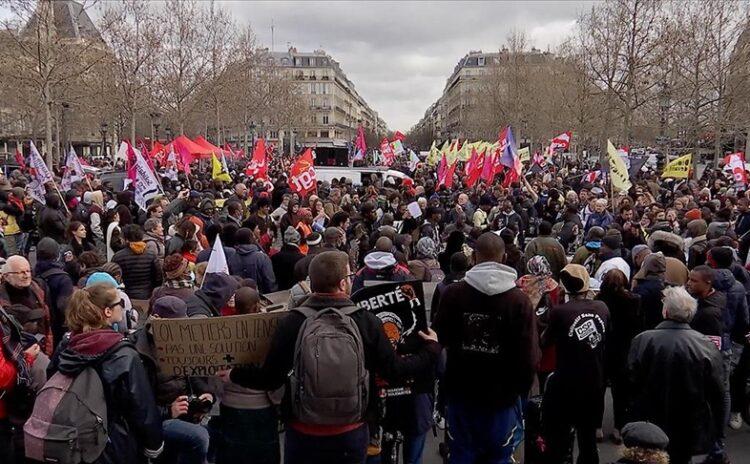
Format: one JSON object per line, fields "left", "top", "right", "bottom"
{"left": 39, "top": 205, "right": 68, "bottom": 243}
{"left": 633, "top": 277, "right": 665, "bottom": 330}
{"left": 112, "top": 244, "right": 163, "bottom": 300}
{"left": 230, "top": 293, "right": 440, "bottom": 421}
{"left": 596, "top": 290, "right": 642, "bottom": 378}
{"left": 228, "top": 244, "right": 277, "bottom": 293}
{"left": 628, "top": 321, "right": 725, "bottom": 456}
{"left": 34, "top": 259, "right": 74, "bottom": 346}
{"left": 48, "top": 330, "right": 163, "bottom": 464}
{"left": 270, "top": 244, "right": 305, "bottom": 291}
{"left": 690, "top": 291, "right": 725, "bottom": 342}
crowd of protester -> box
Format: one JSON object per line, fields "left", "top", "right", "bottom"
{"left": 0, "top": 147, "right": 747, "bottom": 464}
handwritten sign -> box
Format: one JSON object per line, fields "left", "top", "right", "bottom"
{"left": 151, "top": 312, "right": 284, "bottom": 376}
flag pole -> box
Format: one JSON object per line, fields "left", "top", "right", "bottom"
{"left": 51, "top": 180, "right": 70, "bottom": 215}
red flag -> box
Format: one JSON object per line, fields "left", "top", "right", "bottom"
{"left": 437, "top": 155, "right": 457, "bottom": 190}
{"left": 550, "top": 131, "right": 572, "bottom": 151}
{"left": 465, "top": 148, "right": 484, "bottom": 188}
{"left": 379, "top": 138, "right": 395, "bottom": 166}
{"left": 393, "top": 130, "right": 406, "bottom": 142}
{"left": 173, "top": 139, "right": 193, "bottom": 175}
{"left": 480, "top": 149, "right": 496, "bottom": 185}
{"left": 437, "top": 154, "right": 447, "bottom": 183}
{"left": 353, "top": 126, "right": 367, "bottom": 161}
{"left": 502, "top": 167, "right": 518, "bottom": 188}
{"left": 126, "top": 142, "right": 138, "bottom": 186}
{"left": 14, "top": 148, "right": 26, "bottom": 170}
{"left": 289, "top": 148, "right": 317, "bottom": 197}
{"left": 245, "top": 138, "right": 268, "bottom": 180}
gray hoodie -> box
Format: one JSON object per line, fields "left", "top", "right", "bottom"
{"left": 464, "top": 261, "right": 518, "bottom": 296}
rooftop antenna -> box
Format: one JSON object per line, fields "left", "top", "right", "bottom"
{"left": 271, "top": 19, "right": 274, "bottom": 52}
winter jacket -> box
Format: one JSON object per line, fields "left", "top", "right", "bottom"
{"left": 433, "top": 261, "right": 539, "bottom": 409}
{"left": 186, "top": 273, "right": 240, "bottom": 318}
{"left": 270, "top": 244, "right": 305, "bottom": 291}
{"left": 594, "top": 256, "right": 631, "bottom": 283}
{"left": 596, "top": 290, "right": 642, "bottom": 379}
{"left": 165, "top": 233, "right": 187, "bottom": 257}
{"left": 633, "top": 278, "right": 665, "bottom": 330}
{"left": 407, "top": 258, "right": 443, "bottom": 283}
{"left": 228, "top": 244, "right": 277, "bottom": 294}
{"left": 196, "top": 245, "right": 236, "bottom": 264}
{"left": 229, "top": 293, "right": 440, "bottom": 426}
{"left": 712, "top": 269, "right": 749, "bottom": 348}
{"left": 627, "top": 321, "right": 725, "bottom": 457}
{"left": 131, "top": 322, "right": 213, "bottom": 417}
{"left": 33, "top": 260, "right": 74, "bottom": 346}
{"left": 48, "top": 330, "right": 164, "bottom": 464}
{"left": 352, "top": 252, "right": 413, "bottom": 294}
{"left": 39, "top": 205, "right": 68, "bottom": 243}
{"left": 143, "top": 232, "right": 165, "bottom": 262}
{"left": 584, "top": 211, "right": 613, "bottom": 233}
{"left": 112, "top": 243, "right": 163, "bottom": 300}
{"left": 524, "top": 235, "right": 567, "bottom": 279}
{"left": 0, "top": 281, "right": 54, "bottom": 355}
{"left": 688, "top": 236, "right": 709, "bottom": 270}
{"left": 690, "top": 291, "right": 726, "bottom": 348}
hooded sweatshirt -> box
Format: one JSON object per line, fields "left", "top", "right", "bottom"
{"left": 712, "top": 269, "right": 749, "bottom": 348}
{"left": 186, "top": 273, "right": 240, "bottom": 318}
{"left": 433, "top": 260, "right": 538, "bottom": 408}
{"left": 50, "top": 329, "right": 163, "bottom": 464}
{"left": 352, "top": 251, "right": 412, "bottom": 294}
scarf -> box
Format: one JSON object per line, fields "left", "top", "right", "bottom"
{"left": 164, "top": 278, "right": 194, "bottom": 289}
{"left": 0, "top": 306, "right": 30, "bottom": 387}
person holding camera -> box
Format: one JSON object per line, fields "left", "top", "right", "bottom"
{"left": 132, "top": 296, "right": 215, "bottom": 464}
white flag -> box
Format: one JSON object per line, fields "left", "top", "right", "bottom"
{"left": 205, "top": 235, "right": 229, "bottom": 275}
{"left": 134, "top": 148, "right": 160, "bottom": 211}
{"left": 27, "top": 180, "right": 46, "bottom": 205}
{"left": 29, "top": 141, "right": 53, "bottom": 184}
{"left": 408, "top": 150, "right": 420, "bottom": 172}
{"left": 61, "top": 147, "right": 85, "bottom": 190}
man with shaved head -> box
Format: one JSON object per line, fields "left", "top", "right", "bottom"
{"left": 433, "top": 232, "right": 538, "bottom": 462}
{"left": 351, "top": 236, "right": 412, "bottom": 293}
{"left": 0, "top": 256, "right": 54, "bottom": 354}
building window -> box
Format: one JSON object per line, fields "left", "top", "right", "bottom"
{"left": 312, "top": 115, "right": 317, "bottom": 124}
{"left": 311, "top": 83, "right": 317, "bottom": 94}
{"left": 478, "top": 56, "right": 485, "bottom": 66}
{"left": 302, "top": 57, "right": 310, "bottom": 66}
{"left": 320, "top": 131, "right": 329, "bottom": 138}
{"left": 322, "top": 115, "right": 329, "bottom": 124}
{"left": 322, "top": 84, "right": 329, "bottom": 94}
{"left": 270, "top": 131, "right": 279, "bottom": 139}
{"left": 322, "top": 98, "right": 330, "bottom": 108}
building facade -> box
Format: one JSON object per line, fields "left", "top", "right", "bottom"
{"left": 270, "top": 48, "right": 386, "bottom": 152}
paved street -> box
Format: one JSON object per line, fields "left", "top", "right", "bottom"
{"left": 421, "top": 389, "right": 750, "bottom": 463}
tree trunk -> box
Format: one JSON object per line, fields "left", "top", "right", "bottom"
{"left": 45, "top": 98, "right": 53, "bottom": 168}
{"left": 130, "top": 111, "right": 137, "bottom": 145}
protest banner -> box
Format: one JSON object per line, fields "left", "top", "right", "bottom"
{"left": 151, "top": 312, "right": 284, "bottom": 377}
{"left": 352, "top": 280, "right": 427, "bottom": 397}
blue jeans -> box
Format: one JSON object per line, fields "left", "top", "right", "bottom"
{"left": 285, "top": 423, "right": 369, "bottom": 464}
{"left": 162, "top": 419, "right": 210, "bottom": 464}
{"left": 368, "top": 431, "right": 428, "bottom": 464}
{"left": 447, "top": 397, "right": 523, "bottom": 464}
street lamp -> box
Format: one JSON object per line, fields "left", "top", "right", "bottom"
{"left": 99, "top": 121, "right": 108, "bottom": 158}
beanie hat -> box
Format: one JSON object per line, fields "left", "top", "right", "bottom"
{"left": 685, "top": 208, "right": 702, "bottom": 221}
{"left": 306, "top": 232, "right": 322, "bottom": 246}
{"left": 632, "top": 244, "right": 651, "bottom": 263}
{"left": 284, "top": 226, "right": 301, "bottom": 245}
{"left": 687, "top": 219, "right": 708, "bottom": 238}
{"left": 621, "top": 422, "right": 669, "bottom": 451}
{"left": 163, "top": 254, "right": 189, "bottom": 280}
{"left": 560, "top": 264, "right": 590, "bottom": 294}
{"left": 152, "top": 296, "right": 188, "bottom": 319}
{"left": 585, "top": 226, "right": 605, "bottom": 242}
{"left": 37, "top": 237, "right": 60, "bottom": 261}
{"left": 86, "top": 272, "right": 119, "bottom": 288}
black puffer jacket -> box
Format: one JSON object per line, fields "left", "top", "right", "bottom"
{"left": 186, "top": 273, "right": 240, "bottom": 318}
{"left": 112, "top": 243, "right": 163, "bottom": 300}
{"left": 48, "top": 329, "right": 163, "bottom": 464}
{"left": 39, "top": 195, "right": 68, "bottom": 243}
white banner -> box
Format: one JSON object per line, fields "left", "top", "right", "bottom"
{"left": 29, "top": 141, "right": 53, "bottom": 184}
{"left": 134, "top": 148, "right": 161, "bottom": 211}
{"left": 61, "top": 147, "right": 85, "bottom": 190}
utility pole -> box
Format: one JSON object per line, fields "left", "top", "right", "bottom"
{"left": 271, "top": 19, "right": 275, "bottom": 52}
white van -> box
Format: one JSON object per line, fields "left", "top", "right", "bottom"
{"left": 315, "top": 167, "right": 412, "bottom": 186}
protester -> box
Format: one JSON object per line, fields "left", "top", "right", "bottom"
{"left": 228, "top": 227, "right": 277, "bottom": 293}
{"left": 628, "top": 286, "right": 725, "bottom": 464}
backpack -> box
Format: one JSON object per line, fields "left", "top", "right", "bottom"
{"left": 24, "top": 348, "right": 114, "bottom": 464}
{"left": 290, "top": 306, "right": 369, "bottom": 426}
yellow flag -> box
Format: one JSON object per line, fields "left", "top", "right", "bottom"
{"left": 211, "top": 153, "right": 232, "bottom": 183}
{"left": 607, "top": 140, "right": 632, "bottom": 192}
{"left": 426, "top": 141, "right": 440, "bottom": 166}
{"left": 518, "top": 147, "right": 530, "bottom": 163}
{"left": 661, "top": 153, "right": 692, "bottom": 179}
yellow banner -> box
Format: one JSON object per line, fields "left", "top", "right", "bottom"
{"left": 212, "top": 154, "right": 232, "bottom": 182}
{"left": 661, "top": 153, "right": 692, "bottom": 179}
{"left": 607, "top": 140, "right": 632, "bottom": 192}
{"left": 426, "top": 141, "right": 440, "bottom": 166}
{"left": 518, "top": 147, "right": 530, "bottom": 163}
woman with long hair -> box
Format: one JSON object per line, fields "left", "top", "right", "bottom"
{"left": 596, "top": 269, "right": 642, "bottom": 443}
{"left": 104, "top": 209, "right": 123, "bottom": 262}
{"left": 66, "top": 221, "right": 96, "bottom": 257}
{"left": 47, "top": 284, "right": 164, "bottom": 464}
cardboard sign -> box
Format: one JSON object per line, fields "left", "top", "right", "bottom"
{"left": 151, "top": 312, "right": 284, "bottom": 377}
{"left": 351, "top": 280, "right": 428, "bottom": 397}
{"left": 407, "top": 201, "right": 422, "bottom": 219}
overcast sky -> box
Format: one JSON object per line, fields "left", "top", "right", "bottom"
{"left": 221, "top": 1, "right": 592, "bottom": 131}
{"left": 1, "top": 0, "right": 593, "bottom": 131}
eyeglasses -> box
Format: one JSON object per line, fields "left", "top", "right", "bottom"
{"left": 5, "top": 270, "right": 31, "bottom": 276}
{"left": 109, "top": 299, "right": 126, "bottom": 310}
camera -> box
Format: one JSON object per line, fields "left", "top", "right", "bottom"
{"left": 181, "top": 395, "right": 213, "bottom": 423}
